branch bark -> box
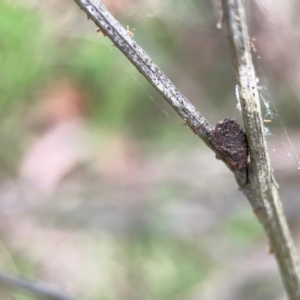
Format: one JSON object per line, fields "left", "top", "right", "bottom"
{"left": 73, "top": 0, "right": 249, "bottom": 183}
{"left": 0, "top": 271, "right": 77, "bottom": 300}
{"left": 222, "top": 1, "right": 300, "bottom": 299}
{"left": 73, "top": 0, "right": 300, "bottom": 298}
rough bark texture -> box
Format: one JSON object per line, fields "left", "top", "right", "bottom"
{"left": 73, "top": 0, "right": 300, "bottom": 299}
{"left": 222, "top": 1, "right": 300, "bottom": 299}
{"left": 73, "top": 0, "right": 250, "bottom": 179}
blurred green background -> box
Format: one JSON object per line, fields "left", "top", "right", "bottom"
{"left": 1, "top": 0, "right": 300, "bottom": 299}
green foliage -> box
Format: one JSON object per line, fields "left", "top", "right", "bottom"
{"left": 0, "top": 1, "right": 54, "bottom": 175}
{"left": 0, "top": 1, "right": 49, "bottom": 110}
{"left": 14, "top": 293, "right": 35, "bottom": 300}
{"left": 118, "top": 232, "right": 213, "bottom": 300}
{"left": 69, "top": 40, "right": 141, "bottom": 129}
{"left": 0, "top": 246, "right": 37, "bottom": 280}
{"left": 223, "top": 209, "right": 264, "bottom": 247}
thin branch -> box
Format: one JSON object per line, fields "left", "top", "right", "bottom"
{"left": 0, "top": 271, "right": 77, "bottom": 300}
{"left": 73, "top": 0, "right": 300, "bottom": 299}
{"left": 221, "top": 0, "right": 300, "bottom": 299}
{"left": 76, "top": 2, "right": 213, "bottom": 142}
{"left": 73, "top": 0, "right": 250, "bottom": 181}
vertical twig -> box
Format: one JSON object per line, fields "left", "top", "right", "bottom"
{"left": 222, "top": 0, "right": 300, "bottom": 299}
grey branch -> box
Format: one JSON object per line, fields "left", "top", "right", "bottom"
{"left": 222, "top": 0, "right": 300, "bottom": 299}
{"left": 73, "top": 0, "right": 300, "bottom": 299}
{"left": 0, "top": 271, "right": 77, "bottom": 300}
{"left": 73, "top": 0, "right": 250, "bottom": 178}
{"left": 74, "top": 1, "right": 212, "bottom": 142}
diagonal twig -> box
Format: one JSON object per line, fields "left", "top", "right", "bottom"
{"left": 0, "top": 271, "right": 77, "bottom": 300}
{"left": 73, "top": 0, "right": 250, "bottom": 182}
